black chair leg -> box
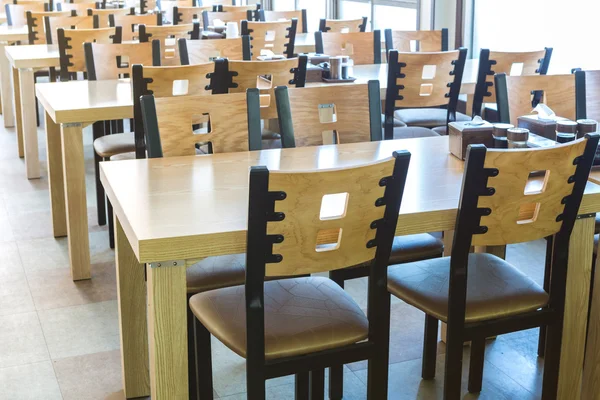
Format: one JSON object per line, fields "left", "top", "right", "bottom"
{"left": 541, "top": 321, "right": 563, "bottom": 400}
{"left": 366, "top": 292, "right": 391, "bottom": 400}
{"left": 187, "top": 295, "right": 199, "bottom": 400}
{"left": 328, "top": 270, "right": 344, "bottom": 399}
{"left": 539, "top": 235, "right": 553, "bottom": 357}
{"left": 195, "top": 317, "right": 214, "bottom": 400}
{"left": 422, "top": 314, "right": 438, "bottom": 379}
{"left": 93, "top": 122, "right": 106, "bottom": 226}
{"left": 468, "top": 337, "right": 485, "bottom": 393}
{"left": 309, "top": 369, "right": 324, "bottom": 400}
{"left": 107, "top": 196, "right": 114, "bottom": 249}
{"left": 295, "top": 372, "right": 309, "bottom": 400}
{"left": 35, "top": 97, "right": 40, "bottom": 127}
{"left": 443, "top": 328, "right": 464, "bottom": 400}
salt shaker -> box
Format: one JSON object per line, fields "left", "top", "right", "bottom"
{"left": 507, "top": 128, "right": 529, "bottom": 149}
{"left": 492, "top": 123, "right": 513, "bottom": 149}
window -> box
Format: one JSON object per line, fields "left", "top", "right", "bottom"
{"left": 340, "top": 0, "right": 418, "bottom": 32}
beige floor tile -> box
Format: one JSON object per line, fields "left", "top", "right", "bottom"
{"left": 38, "top": 300, "right": 120, "bottom": 360}
{"left": 27, "top": 261, "right": 117, "bottom": 311}
{"left": 0, "top": 361, "right": 62, "bottom": 400}
{"left": 0, "top": 312, "right": 49, "bottom": 368}
{"left": 8, "top": 210, "right": 55, "bottom": 241}
{"left": 52, "top": 350, "right": 123, "bottom": 400}
{"left": 0, "top": 212, "right": 15, "bottom": 243}
{"left": 2, "top": 190, "right": 52, "bottom": 215}
{"left": 0, "top": 243, "right": 35, "bottom": 316}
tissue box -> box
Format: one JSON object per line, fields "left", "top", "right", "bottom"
{"left": 527, "top": 133, "right": 556, "bottom": 148}
{"left": 306, "top": 64, "right": 326, "bottom": 82}
{"left": 517, "top": 115, "right": 567, "bottom": 140}
{"left": 449, "top": 120, "right": 494, "bottom": 160}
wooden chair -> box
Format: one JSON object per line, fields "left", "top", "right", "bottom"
{"left": 225, "top": 57, "right": 307, "bottom": 120}
{"left": 221, "top": 4, "right": 257, "bottom": 13}
{"left": 6, "top": 1, "right": 49, "bottom": 27}
{"left": 26, "top": 9, "right": 69, "bottom": 44}
{"left": 384, "top": 49, "right": 469, "bottom": 139}
{"left": 44, "top": 12, "right": 97, "bottom": 44}
{"left": 138, "top": 22, "right": 200, "bottom": 65}
{"left": 584, "top": 70, "right": 600, "bottom": 122}
{"left": 108, "top": 11, "right": 160, "bottom": 41}
{"left": 201, "top": 9, "right": 251, "bottom": 30}
{"left": 188, "top": 149, "right": 411, "bottom": 400}
{"left": 319, "top": 17, "right": 367, "bottom": 33}
{"left": 495, "top": 72, "right": 584, "bottom": 126}
{"left": 315, "top": 30, "right": 381, "bottom": 65}
{"left": 384, "top": 28, "right": 448, "bottom": 54}
{"left": 258, "top": 9, "right": 307, "bottom": 33}
{"left": 275, "top": 81, "right": 443, "bottom": 399}
{"left": 87, "top": 5, "right": 129, "bottom": 27}
{"left": 387, "top": 134, "right": 599, "bottom": 398}
{"left": 56, "top": 1, "right": 96, "bottom": 13}
{"left": 241, "top": 19, "right": 296, "bottom": 60}
{"left": 178, "top": 36, "right": 249, "bottom": 64}
{"left": 473, "top": 48, "right": 553, "bottom": 119}
{"left": 172, "top": 4, "right": 211, "bottom": 24}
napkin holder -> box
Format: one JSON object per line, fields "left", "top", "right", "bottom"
{"left": 449, "top": 119, "right": 494, "bottom": 160}
{"left": 527, "top": 132, "right": 556, "bottom": 148}
{"left": 306, "top": 63, "right": 328, "bottom": 83}
{"left": 517, "top": 115, "right": 567, "bottom": 140}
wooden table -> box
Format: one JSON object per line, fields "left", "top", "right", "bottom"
{"left": 6, "top": 44, "right": 59, "bottom": 179}
{"left": 0, "top": 25, "right": 28, "bottom": 130}
{"left": 100, "top": 136, "right": 600, "bottom": 399}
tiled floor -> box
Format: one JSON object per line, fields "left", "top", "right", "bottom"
{"left": 0, "top": 111, "right": 546, "bottom": 399}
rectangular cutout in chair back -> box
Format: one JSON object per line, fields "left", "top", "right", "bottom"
{"left": 315, "top": 228, "right": 343, "bottom": 252}
{"left": 421, "top": 65, "right": 436, "bottom": 80}
{"left": 319, "top": 192, "right": 349, "bottom": 220}
{"left": 517, "top": 202, "right": 541, "bottom": 225}
{"left": 524, "top": 170, "right": 550, "bottom": 195}
{"left": 419, "top": 83, "right": 433, "bottom": 96}
{"left": 318, "top": 103, "right": 337, "bottom": 123}
{"left": 191, "top": 113, "right": 211, "bottom": 135}
{"left": 410, "top": 40, "right": 418, "bottom": 52}
{"left": 509, "top": 62, "right": 524, "bottom": 76}
{"left": 340, "top": 27, "right": 350, "bottom": 33}
{"left": 340, "top": 42, "right": 354, "bottom": 56}
{"left": 264, "top": 29, "right": 276, "bottom": 42}
{"left": 530, "top": 89, "right": 545, "bottom": 108}
{"left": 172, "top": 79, "right": 189, "bottom": 96}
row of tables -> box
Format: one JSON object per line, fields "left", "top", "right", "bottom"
{"left": 0, "top": 20, "right": 598, "bottom": 399}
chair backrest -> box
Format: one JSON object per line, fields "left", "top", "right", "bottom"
{"left": 383, "top": 49, "right": 467, "bottom": 139}
{"left": 84, "top": 41, "right": 155, "bottom": 80}
{"left": 44, "top": 12, "right": 96, "bottom": 44}
{"left": 56, "top": 1, "right": 96, "bottom": 13}
{"left": 319, "top": 17, "right": 366, "bottom": 33}
{"left": 384, "top": 28, "right": 448, "bottom": 54}
{"left": 178, "top": 36, "right": 248, "bottom": 64}
{"left": 26, "top": 9, "right": 69, "bottom": 44}
{"left": 173, "top": 5, "right": 211, "bottom": 24}
{"left": 88, "top": 5, "right": 129, "bottom": 27}
{"left": 131, "top": 61, "right": 218, "bottom": 157}
{"left": 495, "top": 72, "right": 585, "bottom": 126}
{"left": 138, "top": 0, "right": 155, "bottom": 14}
{"left": 7, "top": 1, "right": 48, "bottom": 27}
{"left": 226, "top": 56, "right": 307, "bottom": 119}
{"left": 315, "top": 30, "right": 381, "bottom": 65}
{"left": 140, "top": 90, "right": 263, "bottom": 157}
{"left": 57, "top": 26, "right": 121, "bottom": 79}
{"left": 241, "top": 19, "right": 296, "bottom": 60}
{"left": 583, "top": 70, "right": 600, "bottom": 122}
{"left": 221, "top": 4, "right": 256, "bottom": 12}
{"left": 201, "top": 9, "right": 251, "bottom": 30}
{"left": 275, "top": 81, "right": 382, "bottom": 148}
{"left": 139, "top": 22, "right": 199, "bottom": 65}
{"left": 109, "top": 11, "right": 160, "bottom": 41}
{"left": 247, "top": 150, "right": 410, "bottom": 277}
{"left": 472, "top": 48, "right": 552, "bottom": 117}
{"left": 258, "top": 9, "right": 306, "bottom": 33}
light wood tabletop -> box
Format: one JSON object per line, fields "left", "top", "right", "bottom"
{"left": 100, "top": 136, "right": 600, "bottom": 400}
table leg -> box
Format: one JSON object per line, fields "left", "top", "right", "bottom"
{"left": 12, "top": 66, "right": 23, "bottom": 158}
{"left": 61, "top": 122, "right": 91, "bottom": 281}
{"left": 45, "top": 111, "right": 66, "bottom": 237}
{"left": 115, "top": 217, "right": 150, "bottom": 398}
{"left": 557, "top": 215, "right": 594, "bottom": 400}
{"left": 146, "top": 260, "right": 189, "bottom": 399}
{"left": 19, "top": 68, "right": 40, "bottom": 179}
{"left": 0, "top": 42, "right": 14, "bottom": 128}
{"left": 583, "top": 231, "right": 600, "bottom": 399}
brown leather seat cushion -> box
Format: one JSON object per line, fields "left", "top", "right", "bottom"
{"left": 93, "top": 133, "right": 135, "bottom": 158}
{"left": 189, "top": 277, "right": 368, "bottom": 360}
{"left": 389, "top": 234, "right": 444, "bottom": 264}
{"left": 387, "top": 253, "right": 548, "bottom": 323}
{"left": 389, "top": 127, "right": 440, "bottom": 140}
{"left": 382, "top": 114, "right": 406, "bottom": 128}
{"left": 109, "top": 151, "right": 135, "bottom": 161}
{"left": 394, "top": 109, "right": 470, "bottom": 128}
{"left": 187, "top": 254, "right": 246, "bottom": 294}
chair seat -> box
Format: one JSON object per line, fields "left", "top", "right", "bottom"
{"left": 109, "top": 151, "right": 135, "bottom": 161}
{"left": 93, "top": 133, "right": 135, "bottom": 158}
{"left": 187, "top": 254, "right": 246, "bottom": 294}
{"left": 262, "top": 138, "right": 282, "bottom": 149}
{"left": 387, "top": 253, "right": 548, "bottom": 323}
{"left": 389, "top": 233, "right": 444, "bottom": 264}
{"left": 394, "top": 109, "right": 470, "bottom": 128}
{"left": 389, "top": 127, "right": 440, "bottom": 140}
{"left": 382, "top": 114, "right": 406, "bottom": 127}
{"left": 431, "top": 126, "right": 448, "bottom": 135}
{"left": 189, "top": 276, "right": 369, "bottom": 360}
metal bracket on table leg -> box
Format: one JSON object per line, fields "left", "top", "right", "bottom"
{"left": 577, "top": 213, "right": 596, "bottom": 220}
{"left": 149, "top": 260, "right": 186, "bottom": 269}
